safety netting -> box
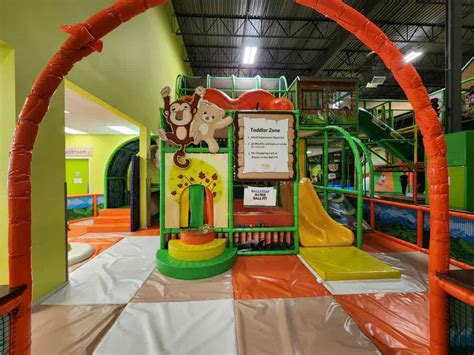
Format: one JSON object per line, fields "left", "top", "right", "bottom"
{"left": 0, "top": 308, "right": 18, "bottom": 355}
{"left": 449, "top": 295, "right": 474, "bottom": 354}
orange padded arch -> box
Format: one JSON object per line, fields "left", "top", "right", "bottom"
{"left": 7, "top": 0, "right": 450, "bottom": 354}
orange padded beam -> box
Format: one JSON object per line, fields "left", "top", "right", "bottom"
{"left": 7, "top": 1, "right": 449, "bottom": 354}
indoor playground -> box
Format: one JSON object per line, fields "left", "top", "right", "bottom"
{"left": 1, "top": 0, "right": 473, "bottom": 354}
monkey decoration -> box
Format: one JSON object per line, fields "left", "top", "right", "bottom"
{"left": 157, "top": 86, "right": 204, "bottom": 169}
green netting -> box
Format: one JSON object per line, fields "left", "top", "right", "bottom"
{"left": 424, "top": 213, "right": 474, "bottom": 266}
{"left": 449, "top": 296, "right": 474, "bottom": 354}
{"left": 0, "top": 314, "right": 10, "bottom": 354}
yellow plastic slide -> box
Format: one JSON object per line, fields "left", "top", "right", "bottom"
{"left": 299, "top": 178, "right": 354, "bottom": 247}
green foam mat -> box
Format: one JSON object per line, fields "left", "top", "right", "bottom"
{"left": 156, "top": 247, "right": 237, "bottom": 280}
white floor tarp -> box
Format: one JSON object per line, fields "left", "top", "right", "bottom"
{"left": 43, "top": 237, "right": 160, "bottom": 305}
{"left": 94, "top": 300, "right": 238, "bottom": 355}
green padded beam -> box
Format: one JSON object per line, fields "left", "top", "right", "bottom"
{"left": 189, "top": 184, "right": 205, "bottom": 228}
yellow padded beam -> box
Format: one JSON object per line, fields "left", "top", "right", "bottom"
{"left": 300, "top": 247, "right": 401, "bottom": 281}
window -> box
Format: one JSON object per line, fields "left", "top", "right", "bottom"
{"left": 331, "top": 90, "right": 353, "bottom": 111}
{"left": 302, "top": 90, "right": 324, "bottom": 111}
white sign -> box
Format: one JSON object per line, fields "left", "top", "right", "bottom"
{"left": 73, "top": 178, "right": 83, "bottom": 184}
{"left": 66, "top": 147, "right": 93, "bottom": 157}
{"left": 242, "top": 117, "right": 289, "bottom": 174}
{"left": 244, "top": 187, "right": 277, "bottom": 206}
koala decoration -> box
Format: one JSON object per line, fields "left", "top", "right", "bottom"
{"left": 191, "top": 99, "right": 233, "bottom": 153}
{"left": 158, "top": 86, "right": 204, "bottom": 168}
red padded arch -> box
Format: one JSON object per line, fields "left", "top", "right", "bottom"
{"left": 7, "top": 0, "right": 449, "bottom": 354}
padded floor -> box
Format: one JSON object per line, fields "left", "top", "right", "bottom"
{"left": 32, "top": 305, "right": 125, "bottom": 355}
{"left": 235, "top": 297, "right": 378, "bottom": 354}
{"left": 336, "top": 292, "right": 430, "bottom": 354}
{"left": 32, "top": 232, "right": 439, "bottom": 354}
{"left": 300, "top": 246, "right": 401, "bottom": 281}
{"left": 43, "top": 237, "right": 160, "bottom": 305}
{"left": 232, "top": 255, "right": 330, "bottom": 299}
{"left": 94, "top": 300, "right": 238, "bottom": 355}
{"left": 132, "top": 270, "right": 234, "bottom": 303}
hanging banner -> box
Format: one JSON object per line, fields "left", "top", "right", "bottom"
{"left": 243, "top": 186, "right": 277, "bottom": 207}
{"left": 235, "top": 111, "right": 296, "bottom": 181}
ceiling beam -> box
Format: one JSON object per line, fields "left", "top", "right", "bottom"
{"left": 308, "top": 0, "right": 390, "bottom": 75}
{"left": 175, "top": 13, "right": 474, "bottom": 29}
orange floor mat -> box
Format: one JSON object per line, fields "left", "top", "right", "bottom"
{"left": 232, "top": 255, "right": 330, "bottom": 300}
{"left": 336, "top": 292, "right": 429, "bottom": 354}
{"left": 362, "top": 232, "right": 415, "bottom": 253}
{"left": 131, "top": 226, "right": 160, "bottom": 236}
{"left": 68, "top": 224, "right": 89, "bottom": 238}
{"left": 69, "top": 237, "right": 123, "bottom": 259}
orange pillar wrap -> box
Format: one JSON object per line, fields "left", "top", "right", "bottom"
{"left": 294, "top": 1, "right": 449, "bottom": 353}
{"left": 7, "top": 1, "right": 168, "bottom": 354}
{"left": 7, "top": 0, "right": 450, "bottom": 354}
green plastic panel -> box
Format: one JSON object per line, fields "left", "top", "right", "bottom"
{"left": 189, "top": 184, "right": 204, "bottom": 228}
{"left": 156, "top": 248, "right": 237, "bottom": 280}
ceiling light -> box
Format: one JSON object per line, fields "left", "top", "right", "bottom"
{"left": 107, "top": 126, "right": 139, "bottom": 135}
{"left": 65, "top": 127, "right": 86, "bottom": 135}
{"left": 64, "top": 110, "right": 70, "bottom": 114}
{"left": 366, "top": 76, "right": 386, "bottom": 88}
{"left": 404, "top": 51, "right": 422, "bottom": 63}
{"left": 243, "top": 46, "right": 258, "bottom": 65}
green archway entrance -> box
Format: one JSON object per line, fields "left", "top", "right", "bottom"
{"left": 105, "top": 137, "right": 156, "bottom": 209}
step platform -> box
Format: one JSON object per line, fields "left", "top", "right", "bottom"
{"left": 169, "top": 239, "right": 226, "bottom": 261}
{"left": 156, "top": 247, "right": 237, "bottom": 280}
{"left": 180, "top": 229, "right": 215, "bottom": 245}
{"left": 300, "top": 246, "right": 401, "bottom": 281}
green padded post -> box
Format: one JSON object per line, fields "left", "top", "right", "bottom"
{"left": 189, "top": 184, "right": 204, "bottom": 227}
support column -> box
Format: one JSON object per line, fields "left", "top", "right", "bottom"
{"left": 445, "top": 0, "right": 462, "bottom": 133}
{"left": 138, "top": 126, "right": 150, "bottom": 228}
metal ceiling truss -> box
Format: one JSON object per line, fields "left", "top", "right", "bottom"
{"left": 173, "top": 1, "right": 474, "bottom": 99}
{"left": 175, "top": 13, "right": 474, "bottom": 44}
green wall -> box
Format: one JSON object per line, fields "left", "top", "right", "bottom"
{"left": 65, "top": 135, "right": 137, "bottom": 195}
{"left": 0, "top": 41, "right": 15, "bottom": 285}
{"left": 0, "top": 1, "right": 189, "bottom": 300}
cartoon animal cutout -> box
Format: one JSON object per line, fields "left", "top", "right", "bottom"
{"left": 158, "top": 86, "right": 204, "bottom": 168}
{"left": 191, "top": 100, "right": 233, "bottom": 153}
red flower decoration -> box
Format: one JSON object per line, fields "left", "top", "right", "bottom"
{"left": 171, "top": 191, "right": 177, "bottom": 196}
{"left": 185, "top": 183, "right": 188, "bottom": 186}
{"left": 212, "top": 173, "right": 218, "bottom": 181}
{"left": 190, "top": 177, "right": 195, "bottom": 182}
{"left": 205, "top": 178, "right": 210, "bottom": 183}
{"left": 177, "top": 184, "right": 183, "bottom": 188}
{"left": 198, "top": 172, "right": 206, "bottom": 179}
{"left": 178, "top": 174, "right": 183, "bottom": 179}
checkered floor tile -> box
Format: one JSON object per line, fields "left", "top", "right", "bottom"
{"left": 32, "top": 233, "right": 432, "bottom": 354}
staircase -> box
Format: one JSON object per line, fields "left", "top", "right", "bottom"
{"left": 87, "top": 208, "right": 131, "bottom": 233}
{"left": 358, "top": 108, "right": 414, "bottom": 163}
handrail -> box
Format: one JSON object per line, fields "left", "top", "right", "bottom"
{"left": 306, "top": 125, "right": 365, "bottom": 248}
{"left": 352, "top": 136, "right": 374, "bottom": 198}
{"left": 436, "top": 276, "right": 474, "bottom": 307}
{"left": 67, "top": 193, "right": 104, "bottom": 221}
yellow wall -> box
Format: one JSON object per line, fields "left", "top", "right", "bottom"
{"left": 0, "top": 41, "right": 15, "bottom": 285}
{"left": 0, "top": 1, "right": 189, "bottom": 300}
{"left": 65, "top": 135, "right": 137, "bottom": 195}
